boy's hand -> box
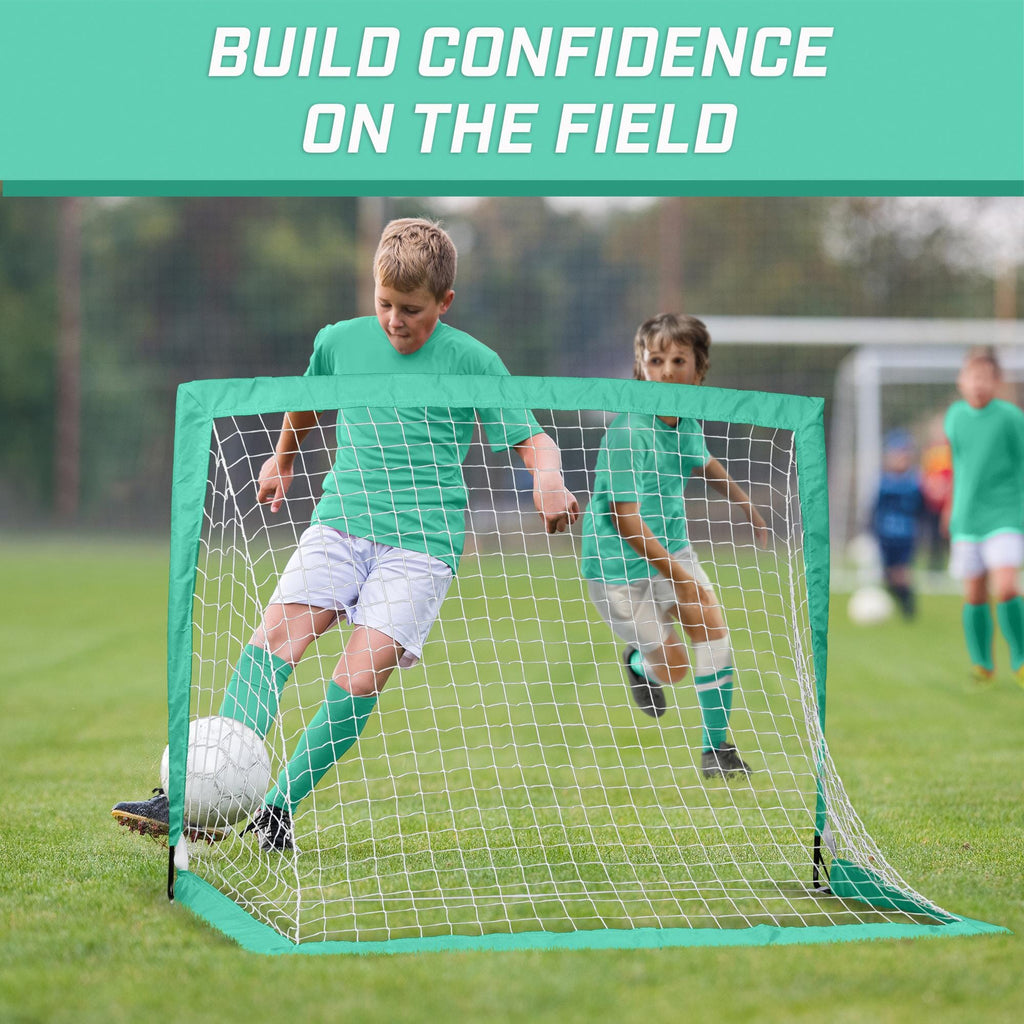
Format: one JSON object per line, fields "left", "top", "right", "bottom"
{"left": 257, "top": 455, "right": 294, "bottom": 513}
{"left": 533, "top": 472, "right": 580, "bottom": 534}
{"left": 667, "top": 559, "right": 701, "bottom": 609}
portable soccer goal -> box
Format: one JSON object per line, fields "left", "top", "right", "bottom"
{"left": 164, "top": 372, "right": 1002, "bottom": 953}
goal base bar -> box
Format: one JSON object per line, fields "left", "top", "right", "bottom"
{"left": 172, "top": 872, "right": 1008, "bottom": 956}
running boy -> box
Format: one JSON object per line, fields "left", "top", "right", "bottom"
{"left": 944, "top": 346, "right": 1024, "bottom": 686}
{"left": 580, "top": 313, "right": 767, "bottom": 779}
{"left": 113, "top": 218, "right": 580, "bottom": 849}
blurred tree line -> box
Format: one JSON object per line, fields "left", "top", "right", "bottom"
{"left": 0, "top": 195, "right": 1017, "bottom": 530}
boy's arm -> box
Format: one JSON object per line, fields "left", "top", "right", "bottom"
{"left": 609, "top": 501, "right": 702, "bottom": 606}
{"left": 940, "top": 423, "right": 954, "bottom": 537}
{"left": 511, "top": 432, "right": 581, "bottom": 534}
{"left": 257, "top": 410, "right": 322, "bottom": 513}
{"left": 695, "top": 458, "right": 768, "bottom": 547}
{"left": 940, "top": 467, "right": 953, "bottom": 538}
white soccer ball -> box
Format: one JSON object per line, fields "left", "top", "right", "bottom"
{"left": 161, "top": 716, "right": 272, "bottom": 829}
{"left": 847, "top": 585, "right": 895, "bottom": 626}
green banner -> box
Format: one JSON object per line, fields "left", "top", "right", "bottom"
{"left": 1, "top": 0, "right": 1022, "bottom": 194}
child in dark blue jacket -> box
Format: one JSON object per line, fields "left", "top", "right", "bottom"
{"left": 872, "top": 429, "right": 924, "bottom": 618}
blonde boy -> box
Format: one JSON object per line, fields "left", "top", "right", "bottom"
{"left": 114, "top": 218, "right": 579, "bottom": 848}
{"left": 945, "top": 346, "right": 1024, "bottom": 686}
{"left": 581, "top": 314, "right": 767, "bottom": 778}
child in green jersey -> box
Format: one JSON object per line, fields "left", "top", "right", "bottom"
{"left": 113, "top": 218, "right": 580, "bottom": 849}
{"left": 944, "top": 346, "right": 1024, "bottom": 688}
{"left": 581, "top": 314, "right": 767, "bottom": 779}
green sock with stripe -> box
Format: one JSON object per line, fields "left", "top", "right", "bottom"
{"left": 693, "top": 638, "right": 734, "bottom": 751}
{"left": 996, "top": 596, "right": 1024, "bottom": 671}
{"left": 266, "top": 685, "right": 379, "bottom": 812}
{"left": 218, "top": 643, "right": 294, "bottom": 739}
{"left": 962, "top": 603, "right": 994, "bottom": 672}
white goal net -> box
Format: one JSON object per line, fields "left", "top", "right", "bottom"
{"left": 165, "top": 373, "right": 981, "bottom": 952}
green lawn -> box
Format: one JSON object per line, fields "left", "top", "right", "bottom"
{"left": 1, "top": 538, "right": 1022, "bottom": 1023}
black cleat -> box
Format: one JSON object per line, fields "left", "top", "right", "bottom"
{"left": 242, "top": 805, "right": 295, "bottom": 852}
{"left": 112, "top": 787, "right": 228, "bottom": 843}
{"left": 701, "top": 744, "right": 754, "bottom": 780}
{"left": 112, "top": 787, "right": 170, "bottom": 840}
{"left": 623, "top": 647, "right": 667, "bottom": 718}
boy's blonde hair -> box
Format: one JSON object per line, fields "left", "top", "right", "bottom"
{"left": 963, "top": 345, "right": 1001, "bottom": 375}
{"left": 373, "top": 218, "right": 457, "bottom": 300}
{"left": 633, "top": 313, "right": 711, "bottom": 381}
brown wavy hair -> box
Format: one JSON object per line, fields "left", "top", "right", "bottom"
{"left": 633, "top": 313, "right": 711, "bottom": 382}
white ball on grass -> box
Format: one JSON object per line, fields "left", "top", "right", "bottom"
{"left": 847, "top": 585, "right": 895, "bottom": 626}
{"left": 161, "top": 716, "right": 271, "bottom": 829}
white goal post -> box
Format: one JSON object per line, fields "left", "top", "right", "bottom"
{"left": 829, "top": 343, "right": 1024, "bottom": 577}
{"left": 162, "top": 371, "right": 999, "bottom": 953}
{"left": 703, "top": 316, "right": 1024, "bottom": 586}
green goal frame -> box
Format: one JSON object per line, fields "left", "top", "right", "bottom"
{"left": 163, "top": 373, "right": 1005, "bottom": 953}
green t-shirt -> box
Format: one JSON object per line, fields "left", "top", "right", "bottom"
{"left": 944, "top": 398, "right": 1024, "bottom": 541}
{"left": 305, "top": 316, "right": 540, "bottom": 571}
{"left": 581, "top": 412, "right": 710, "bottom": 583}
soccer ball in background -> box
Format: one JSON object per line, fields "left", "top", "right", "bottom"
{"left": 847, "top": 585, "right": 896, "bottom": 626}
{"left": 161, "top": 716, "right": 272, "bottom": 829}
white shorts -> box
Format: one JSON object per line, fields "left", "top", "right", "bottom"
{"left": 587, "top": 546, "right": 713, "bottom": 657}
{"left": 950, "top": 532, "right": 1024, "bottom": 580}
{"left": 269, "top": 524, "right": 454, "bottom": 667}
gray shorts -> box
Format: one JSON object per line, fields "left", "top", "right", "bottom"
{"left": 587, "top": 546, "right": 713, "bottom": 656}
{"left": 269, "top": 524, "right": 454, "bottom": 667}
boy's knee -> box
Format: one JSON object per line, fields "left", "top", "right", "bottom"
{"left": 666, "top": 662, "right": 691, "bottom": 685}
{"left": 253, "top": 622, "right": 308, "bottom": 664}
{"left": 639, "top": 640, "right": 689, "bottom": 685}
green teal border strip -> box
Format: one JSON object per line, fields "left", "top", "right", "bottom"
{"left": 166, "top": 385, "right": 216, "bottom": 838}
{"left": 174, "top": 873, "right": 1008, "bottom": 956}
{"left": 169, "top": 373, "right": 822, "bottom": 427}
{"left": 792, "top": 399, "right": 829, "bottom": 725}
{"left": 5, "top": 181, "right": 1023, "bottom": 198}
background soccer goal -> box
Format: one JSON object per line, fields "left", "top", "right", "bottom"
{"left": 165, "top": 372, "right": 1000, "bottom": 953}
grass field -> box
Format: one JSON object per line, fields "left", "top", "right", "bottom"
{"left": 2, "top": 537, "right": 1022, "bottom": 1023}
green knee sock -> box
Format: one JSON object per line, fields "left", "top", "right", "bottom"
{"left": 266, "top": 686, "right": 378, "bottom": 812}
{"left": 962, "top": 603, "right": 994, "bottom": 671}
{"left": 697, "top": 676, "right": 734, "bottom": 750}
{"left": 218, "top": 643, "right": 294, "bottom": 739}
{"left": 694, "top": 638, "right": 734, "bottom": 751}
{"left": 996, "top": 596, "right": 1024, "bottom": 671}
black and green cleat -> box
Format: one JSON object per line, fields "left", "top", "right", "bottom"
{"left": 701, "top": 744, "right": 754, "bottom": 780}
{"left": 622, "top": 646, "right": 667, "bottom": 718}
{"left": 243, "top": 805, "right": 295, "bottom": 852}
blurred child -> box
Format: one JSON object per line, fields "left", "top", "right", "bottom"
{"left": 944, "top": 346, "right": 1024, "bottom": 687}
{"left": 871, "top": 428, "right": 923, "bottom": 618}
{"left": 580, "top": 314, "right": 768, "bottom": 779}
